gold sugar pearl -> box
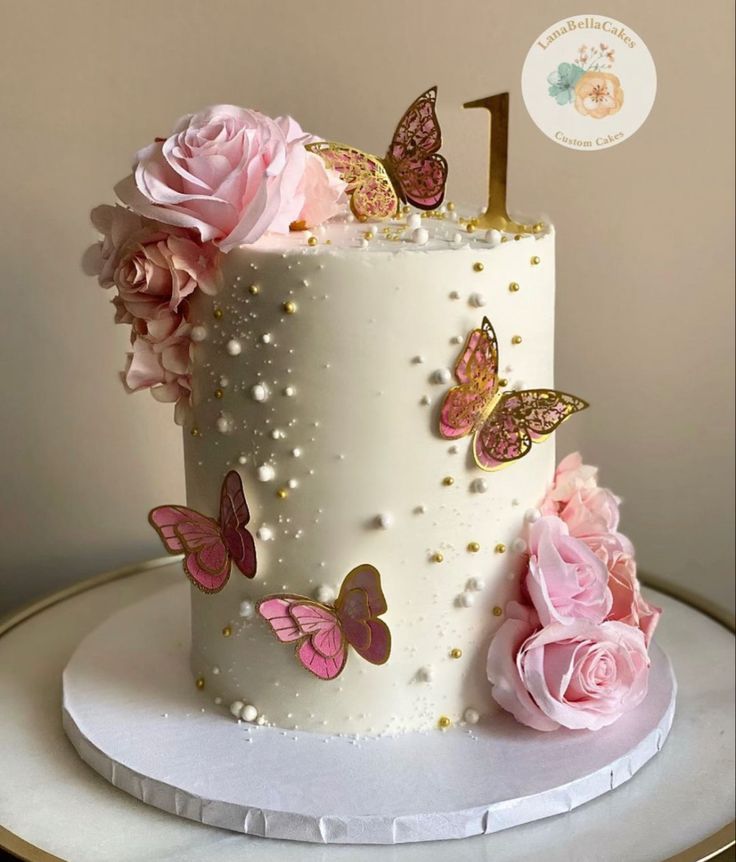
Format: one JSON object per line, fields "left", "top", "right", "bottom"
{"left": 514, "top": 234, "right": 522, "bottom": 241}
{"left": 442, "top": 476, "right": 455, "bottom": 486}
{"left": 531, "top": 255, "right": 541, "bottom": 265}
{"left": 467, "top": 541, "right": 481, "bottom": 553}
{"left": 493, "top": 606, "right": 503, "bottom": 617}
{"left": 276, "top": 488, "right": 289, "bottom": 500}
{"left": 438, "top": 715, "right": 452, "bottom": 729}
{"left": 533, "top": 222, "right": 545, "bottom": 233}
{"left": 282, "top": 300, "right": 297, "bottom": 315}
{"left": 362, "top": 231, "right": 374, "bottom": 241}
{"left": 466, "top": 223, "right": 476, "bottom": 233}
{"left": 431, "top": 552, "right": 444, "bottom": 563}
{"left": 307, "top": 236, "right": 318, "bottom": 247}
{"left": 495, "top": 543, "right": 507, "bottom": 554}
{"left": 222, "top": 625, "right": 232, "bottom": 638}
{"left": 472, "top": 262, "right": 484, "bottom": 272}
{"left": 190, "top": 427, "right": 201, "bottom": 437}
{"left": 500, "top": 236, "right": 510, "bottom": 243}
{"left": 509, "top": 282, "right": 520, "bottom": 293}
{"left": 511, "top": 335, "right": 523, "bottom": 345}
{"left": 213, "top": 307, "right": 223, "bottom": 320}
{"left": 450, "top": 648, "right": 463, "bottom": 659}
{"left": 195, "top": 677, "right": 205, "bottom": 690}
{"left": 248, "top": 284, "right": 260, "bottom": 295}
{"left": 446, "top": 201, "right": 456, "bottom": 212}
{"left": 401, "top": 204, "right": 411, "bottom": 214}
{"left": 214, "top": 388, "right": 224, "bottom": 400}
{"left": 498, "top": 378, "right": 509, "bottom": 387}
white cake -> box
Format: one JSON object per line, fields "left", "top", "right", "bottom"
{"left": 183, "top": 214, "right": 556, "bottom": 734}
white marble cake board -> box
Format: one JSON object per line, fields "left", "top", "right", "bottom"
{"left": 62, "top": 583, "right": 676, "bottom": 845}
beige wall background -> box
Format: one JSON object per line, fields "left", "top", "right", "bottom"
{"left": 0, "top": 0, "right": 733, "bottom": 614}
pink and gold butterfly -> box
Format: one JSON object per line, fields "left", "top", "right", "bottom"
{"left": 440, "top": 317, "right": 589, "bottom": 470}
{"left": 257, "top": 564, "right": 391, "bottom": 680}
{"left": 306, "top": 86, "right": 448, "bottom": 221}
{"left": 149, "top": 471, "right": 256, "bottom": 593}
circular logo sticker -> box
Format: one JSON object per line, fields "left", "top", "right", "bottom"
{"left": 521, "top": 15, "right": 656, "bottom": 151}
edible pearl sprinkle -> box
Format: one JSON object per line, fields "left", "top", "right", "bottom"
{"left": 486, "top": 229, "right": 501, "bottom": 246}
{"left": 241, "top": 704, "right": 258, "bottom": 722}
{"left": 216, "top": 415, "right": 233, "bottom": 434}
{"left": 417, "top": 666, "right": 433, "bottom": 682}
{"left": 226, "top": 338, "right": 242, "bottom": 355}
{"left": 256, "top": 525, "right": 274, "bottom": 541}
{"left": 442, "top": 476, "right": 454, "bottom": 486}
{"left": 260, "top": 333, "right": 272, "bottom": 344}
{"left": 191, "top": 325, "right": 208, "bottom": 342}
{"left": 190, "top": 427, "right": 200, "bottom": 437}
{"left": 222, "top": 626, "right": 232, "bottom": 637}
{"left": 276, "top": 488, "right": 289, "bottom": 499}
{"left": 511, "top": 335, "right": 523, "bottom": 345}
{"left": 531, "top": 255, "right": 541, "bottom": 265}
{"left": 493, "top": 606, "right": 503, "bottom": 617}
{"left": 307, "top": 236, "right": 318, "bottom": 246}
{"left": 451, "top": 232, "right": 463, "bottom": 245}
{"left": 438, "top": 716, "right": 452, "bottom": 729}
{"left": 470, "top": 292, "right": 487, "bottom": 307}
{"left": 463, "top": 708, "right": 480, "bottom": 725}
{"left": 315, "top": 585, "right": 336, "bottom": 604}
{"left": 495, "top": 543, "right": 507, "bottom": 554}
{"left": 213, "top": 308, "right": 223, "bottom": 319}
{"left": 239, "top": 600, "right": 255, "bottom": 618}
{"left": 525, "top": 508, "right": 542, "bottom": 522}
{"left": 431, "top": 552, "right": 444, "bottom": 563}
{"left": 238, "top": 455, "right": 247, "bottom": 465}
{"left": 282, "top": 300, "right": 297, "bottom": 314}
{"left": 230, "top": 700, "right": 244, "bottom": 718}
{"left": 257, "top": 463, "right": 276, "bottom": 482}
{"left": 291, "top": 447, "right": 302, "bottom": 458}
{"left": 450, "top": 648, "right": 463, "bottom": 659}
{"left": 214, "top": 388, "right": 224, "bottom": 399}
{"left": 459, "top": 592, "right": 475, "bottom": 608}
{"left": 467, "top": 576, "right": 484, "bottom": 591}
{"left": 248, "top": 284, "right": 260, "bottom": 294}
{"left": 511, "top": 538, "right": 528, "bottom": 553}
{"left": 411, "top": 227, "right": 429, "bottom": 245}
{"left": 407, "top": 213, "right": 422, "bottom": 229}
{"left": 283, "top": 385, "right": 296, "bottom": 397}
{"left": 375, "top": 513, "right": 393, "bottom": 529}
{"left": 195, "top": 677, "right": 205, "bottom": 690}
{"left": 509, "top": 282, "right": 520, "bottom": 292}
{"left": 467, "top": 541, "right": 481, "bottom": 553}
{"left": 433, "top": 368, "right": 452, "bottom": 384}
{"left": 471, "top": 478, "right": 488, "bottom": 494}
{"left": 250, "top": 382, "right": 270, "bottom": 402}
{"left": 472, "top": 262, "right": 484, "bottom": 272}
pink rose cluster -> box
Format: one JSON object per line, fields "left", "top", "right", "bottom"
{"left": 488, "top": 453, "right": 661, "bottom": 731}
{"left": 90, "top": 105, "right": 346, "bottom": 419}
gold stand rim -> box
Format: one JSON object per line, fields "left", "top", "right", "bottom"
{"left": 0, "top": 561, "right": 732, "bottom": 862}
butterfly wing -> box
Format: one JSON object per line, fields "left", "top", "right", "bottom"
{"left": 439, "top": 317, "right": 500, "bottom": 439}
{"left": 386, "top": 86, "right": 447, "bottom": 210}
{"left": 305, "top": 142, "right": 398, "bottom": 221}
{"left": 148, "top": 505, "right": 230, "bottom": 593}
{"left": 335, "top": 565, "right": 391, "bottom": 666}
{"left": 257, "top": 596, "right": 347, "bottom": 680}
{"left": 219, "top": 471, "right": 257, "bottom": 579}
{"left": 473, "top": 389, "right": 589, "bottom": 471}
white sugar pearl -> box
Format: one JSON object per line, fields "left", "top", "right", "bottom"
{"left": 471, "top": 478, "right": 488, "bottom": 494}
{"left": 230, "top": 700, "right": 244, "bottom": 718}
{"left": 256, "top": 714, "right": 267, "bottom": 726}
{"left": 260, "top": 333, "right": 272, "bottom": 345}
{"left": 433, "top": 368, "right": 452, "bottom": 384}
{"left": 366, "top": 224, "right": 378, "bottom": 236}
{"left": 417, "top": 666, "right": 433, "bottom": 683}
{"left": 450, "top": 335, "right": 463, "bottom": 344}
{"left": 216, "top": 415, "right": 233, "bottom": 434}
{"left": 219, "top": 375, "right": 230, "bottom": 388}
{"left": 291, "top": 447, "right": 302, "bottom": 458}
{"left": 463, "top": 707, "right": 480, "bottom": 725}
{"left": 412, "top": 355, "right": 425, "bottom": 364}
{"left": 451, "top": 232, "right": 463, "bottom": 245}
{"left": 485, "top": 229, "right": 502, "bottom": 246}
{"left": 214, "top": 696, "right": 222, "bottom": 705}
{"left": 459, "top": 592, "right": 475, "bottom": 608}
{"left": 256, "top": 525, "right": 274, "bottom": 541}
{"left": 467, "top": 576, "right": 484, "bottom": 592}
{"left": 257, "top": 463, "right": 276, "bottom": 482}
{"left": 357, "top": 238, "right": 369, "bottom": 249}
{"left": 375, "top": 513, "right": 393, "bottom": 529}
{"left": 287, "top": 478, "right": 299, "bottom": 489}
{"left": 239, "top": 600, "right": 255, "bottom": 618}
{"left": 448, "top": 210, "right": 459, "bottom": 222}
{"left": 470, "top": 292, "right": 487, "bottom": 308}
{"left": 250, "top": 383, "right": 270, "bottom": 402}
{"left": 271, "top": 428, "right": 285, "bottom": 439}
{"left": 407, "top": 213, "right": 422, "bottom": 229}
{"left": 511, "top": 537, "right": 528, "bottom": 554}
{"left": 212, "top": 666, "right": 220, "bottom": 675}
{"left": 241, "top": 704, "right": 258, "bottom": 722}
{"left": 283, "top": 385, "right": 296, "bottom": 397}
{"left": 191, "top": 325, "right": 208, "bottom": 343}
{"left": 315, "top": 584, "right": 335, "bottom": 604}
{"left": 411, "top": 227, "right": 429, "bottom": 245}
{"left": 420, "top": 395, "right": 431, "bottom": 405}
{"left": 226, "top": 338, "right": 241, "bottom": 355}
{"left": 449, "top": 290, "right": 461, "bottom": 300}
{"left": 237, "top": 454, "right": 247, "bottom": 465}
{"left": 524, "top": 507, "right": 542, "bottom": 523}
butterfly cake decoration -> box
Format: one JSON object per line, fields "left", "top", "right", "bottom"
{"left": 149, "top": 470, "right": 257, "bottom": 593}
{"left": 257, "top": 564, "right": 391, "bottom": 680}
{"left": 306, "top": 86, "right": 448, "bottom": 221}
{"left": 440, "top": 317, "right": 589, "bottom": 470}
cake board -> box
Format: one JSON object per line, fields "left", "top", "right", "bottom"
{"left": 61, "top": 581, "right": 677, "bottom": 845}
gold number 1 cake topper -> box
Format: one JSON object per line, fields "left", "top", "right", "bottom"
{"left": 464, "top": 93, "right": 534, "bottom": 234}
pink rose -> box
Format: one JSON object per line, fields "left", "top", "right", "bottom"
{"left": 542, "top": 452, "right": 598, "bottom": 510}
{"left": 488, "top": 615, "right": 650, "bottom": 731}
{"left": 91, "top": 204, "right": 220, "bottom": 320}
{"left": 605, "top": 547, "right": 662, "bottom": 646}
{"left": 116, "top": 105, "right": 345, "bottom": 252}
{"left": 525, "top": 516, "right": 612, "bottom": 626}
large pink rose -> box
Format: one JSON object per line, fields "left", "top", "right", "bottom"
{"left": 605, "top": 546, "right": 661, "bottom": 646}
{"left": 488, "top": 613, "right": 650, "bottom": 731}
{"left": 116, "top": 105, "right": 345, "bottom": 252}
{"left": 91, "top": 205, "right": 220, "bottom": 320}
{"left": 525, "top": 516, "right": 612, "bottom": 626}
{"left": 542, "top": 452, "right": 598, "bottom": 509}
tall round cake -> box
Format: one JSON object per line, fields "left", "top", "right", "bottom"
{"left": 184, "top": 217, "right": 555, "bottom": 734}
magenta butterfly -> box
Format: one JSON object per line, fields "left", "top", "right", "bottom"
{"left": 149, "top": 471, "right": 256, "bottom": 593}
{"left": 257, "top": 565, "right": 391, "bottom": 680}
{"left": 440, "top": 317, "right": 589, "bottom": 470}
{"left": 306, "top": 86, "right": 448, "bottom": 221}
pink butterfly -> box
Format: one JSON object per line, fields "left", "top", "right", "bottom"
{"left": 257, "top": 565, "right": 391, "bottom": 680}
{"left": 306, "top": 86, "right": 448, "bottom": 221}
{"left": 440, "top": 317, "right": 589, "bottom": 470}
{"left": 148, "top": 471, "right": 256, "bottom": 593}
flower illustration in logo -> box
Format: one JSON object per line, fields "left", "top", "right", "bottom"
{"left": 574, "top": 71, "right": 624, "bottom": 119}
{"left": 547, "top": 44, "right": 623, "bottom": 119}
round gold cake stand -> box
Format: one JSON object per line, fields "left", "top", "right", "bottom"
{"left": 0, "top": 561, "right": 733, "bottom": 862}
